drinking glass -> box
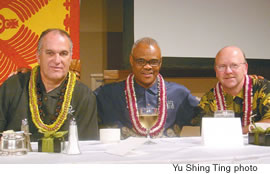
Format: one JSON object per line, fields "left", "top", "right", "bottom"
{"left": 138, "top": 108, "right": 158, "bottom": 144}
{"left": 214, "top": 110, "right": 235, "bottom": 118}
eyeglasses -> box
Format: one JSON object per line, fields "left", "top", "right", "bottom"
{"left": 133, "top": 57, "right": 161, "bottom": 67}
{"left": 215, "top": 63, "right": 246, "bottom": 72}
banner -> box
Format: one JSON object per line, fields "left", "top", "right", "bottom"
{"left": 0, "top": 0, "right": 80, "bottom": 85}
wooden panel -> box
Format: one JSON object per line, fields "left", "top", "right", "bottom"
{"left": 103, "top": 70, "right": 131, "bottom": 83}
{"left": 180, "top": 126, "right": 201, "bottom": 137}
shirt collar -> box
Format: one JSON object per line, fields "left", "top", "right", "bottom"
{"left": 37, "top": 68, "right": 67, "bottom": 97}
{"left": 236, "top": 89, "right": 244, "bottom": 99}
{"left": 134, "top": 79, "right": 158, "bottom": 95}
{"left": 223, "top": 88, "right": 244, "bottom": 100}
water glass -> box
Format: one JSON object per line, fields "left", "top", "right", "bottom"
{"left": 214, "top": 110, "right": 235, "bottom": 118}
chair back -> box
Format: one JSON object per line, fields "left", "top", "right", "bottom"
{"left": 6, "top": 59, "right": 81, "bottom": 80}
{"left": 69, "top": 59, "right": 81, "bottom": 80}
{"left": 180, "top": 126, "right": 201, "bottom": 137}
{"left": 103, "top": 70, "right": 131, "bottom": 84}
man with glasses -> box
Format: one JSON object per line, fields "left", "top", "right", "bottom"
{"left": 193, "top": 46, "right": 270, "bottom": 133}
{"left": 94, "top": 37, "right": 198, "bottom": 138}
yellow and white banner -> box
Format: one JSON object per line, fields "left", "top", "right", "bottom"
{"left": 0, "top": 0, "right": 80, "bottom": 85}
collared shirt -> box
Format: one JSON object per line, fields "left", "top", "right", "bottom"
{"left": 194, "top": 77, "right": 270, "bottom": 125}
{"left": 94, "top": 79, "right": 199, "bottom": 138}
{"left": 0, "top": 70, "right": 98, "bottom": 141}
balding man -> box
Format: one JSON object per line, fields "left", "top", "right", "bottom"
{"left": 194, "top": 46, "right": 270, "bottom": 134}
{"left": 94, "top": 37, "right": 198, "bottom": 138}
{"left": 0, "top": 28, "right": 98, "bottom": 141}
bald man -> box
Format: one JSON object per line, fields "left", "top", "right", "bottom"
{"left": 94, "top": 37, "right": 198, "bottom": 139}
{"left": 194, "top": 46, "right": 270, "bottom": 134}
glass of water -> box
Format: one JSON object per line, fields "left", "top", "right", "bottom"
{"left": 214, "top": 110, "right": 235, "bottom": 118}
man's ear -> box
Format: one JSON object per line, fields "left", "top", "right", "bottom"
{"left": 129, "top": 55, "right": 133, "bottom": 66}
{"left": 36, "top": 53, "right": 40, "bottom": 64}
{"left": 159, "top": 57, "right": 162, "bottom": 67}
{"left": 244, "top": 63, "right": 248, "bottom": 75}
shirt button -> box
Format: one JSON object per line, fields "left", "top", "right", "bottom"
{"left": 44, "top": 97, "right": 48, "bottom": 101}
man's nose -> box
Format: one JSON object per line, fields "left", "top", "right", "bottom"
{"left": 54, "top": 53, "right": 61, "bottom": 63}
{"left": 143, "top": 62, "right": 152, "bottom": 69}
{"left": 224, "top": 66, "right": 233, "bottom": 73}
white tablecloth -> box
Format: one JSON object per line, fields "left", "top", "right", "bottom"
{"left": 1, "top": 136, "right": 270, "bottom": 164}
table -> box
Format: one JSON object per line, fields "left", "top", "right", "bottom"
{"left": 1, "top": 136, "right": 270, "bottom": 164}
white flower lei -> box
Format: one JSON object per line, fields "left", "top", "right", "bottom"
{"left": 214, "top": 75, "right": 253, "bottom": 126}
{"left": 125, "top": 73, "right": 167, "bottom": 136}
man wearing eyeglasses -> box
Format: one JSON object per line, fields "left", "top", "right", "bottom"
{"left": 94, "top": 37, "right": 199, "bottom": 138}
{"left": 193, "top": 46, "right": 270, "bottom": 134}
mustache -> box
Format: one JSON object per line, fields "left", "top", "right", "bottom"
{"left": 141, "top": 71, "right": 153, "bottom": 74}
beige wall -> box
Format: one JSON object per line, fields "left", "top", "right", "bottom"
{"left": 165, "top": 77, "right": 217, "bottom": 97}
{"left": 80, "top": 0, "right": 106, "bottom": 88}
{"left": 79, "top": 0, "right": 217, "bottom": 97}
{"left": 80, "top": 0, "right": 122, "bottom": 88}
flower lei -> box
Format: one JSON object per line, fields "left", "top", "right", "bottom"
{"left": 29, "top": 66, "right": 76, "bottom": 132}
{"left": 36, "top": 76, "right": 68, "bottom": 123}
{"left": 125, "top": 73, "right": 167, "bottom": 136}
{"left": 214, "top": 75, "right": 253, "bottom": 126}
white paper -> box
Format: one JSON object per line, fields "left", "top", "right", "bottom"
{"left": 202, "top": 117, "right": 244, "bottom": 148}
{"left": 106, "top": 137, "right": 147, "bottom": 156}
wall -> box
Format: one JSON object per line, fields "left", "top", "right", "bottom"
{"left": 134, "top": 0, "right": 270, "bottom": 59}
{"left": 165, "top": 77, "right": 217, "bottom": 97}
{"left": 80, "top": 0, "right": 123, "bottom": 89}
{"left": 79, "top": 0, "right": 217, "bottom": 97}
{"left": 80, "top": 0, "right": 105, "bottom": 89}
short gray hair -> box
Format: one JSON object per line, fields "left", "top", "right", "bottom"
{"left": 131, "top": 37, "right": 160, "bottom": 55}
{"left": 37, "top": 28, "right": 73, "bottom": 57}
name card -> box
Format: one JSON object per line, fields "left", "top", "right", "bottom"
{"left": 99, "top": 128, "right": 121, "bottom": 144}
{"left": 202, "top": 117, "right": 244, "bottom": 147}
